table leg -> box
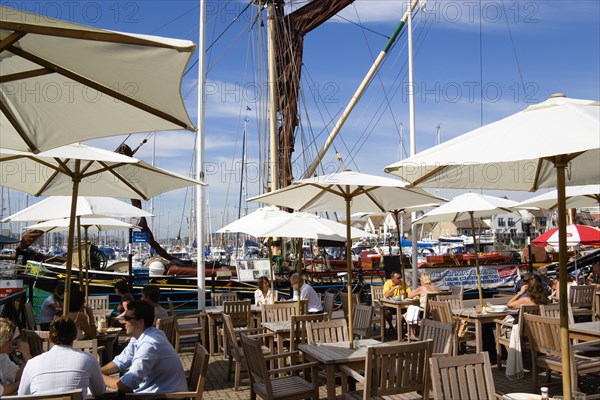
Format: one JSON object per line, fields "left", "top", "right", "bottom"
{"left": 325, "top": 364, "right": 337, "bottom": 400}
{"left": 476, "top": 320, "right": 482, "bottom": 353}
{"left": 208, "top": 315, "right": 215, "bottom": 356}
{"left": 379, "top": 305, "right": 385, "bottom": 340}
{"left": 396, "top": 305, "right": 403, "bottom": 342}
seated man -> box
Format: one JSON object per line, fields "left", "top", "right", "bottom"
{"left": 101, "top": 300, "right": 187, "bottom": 394}
{"left": 382, "top": 271, "right": 411, "bottom": 333}
{"left": 290, "top": 272, "right": 323, "bottom": 313}
{"left": 0, "top": 317, "right": 31, "bottom": 396}
{"left": 140, "top": 285, "right": 169, "bottom": 323}
{"left": 18, "top": 317, "right": 105, "bottom": 399}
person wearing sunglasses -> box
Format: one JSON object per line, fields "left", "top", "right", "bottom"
{"left": 0, "top": 317, "right": 31, "bottom": 396}
{"left": 101, "top": 300, "right": 187, "bottom": 394}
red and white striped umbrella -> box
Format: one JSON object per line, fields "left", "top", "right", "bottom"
{"left": 533, "top": 224, "right": 600, "bottom": 247}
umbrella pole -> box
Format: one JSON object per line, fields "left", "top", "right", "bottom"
{"left": 393, "top": 211, "right": 406, "bottom": 283}
{"left": 63, "top": 161, "right": 81, "bottom": 317}
{"left": 346, "top": 195, "right": 354, "bottom": 348}
{"left": 556, "top": 161, "right": 573, "bottom": 399}
{"left": 469, "top": 212, "right": 483, "bottom": 310}
{"left": 296, "top": 238, "right": 303, "bottom": 315}
{"left": 84, "top": 227, "right": 90, "bottom": 304}
{"left": 77, "top": 216, "right": 83, "bottom": 290}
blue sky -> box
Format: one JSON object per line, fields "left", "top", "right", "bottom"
{"left": 1, "top": 0, "right": 599, "bottom": 241}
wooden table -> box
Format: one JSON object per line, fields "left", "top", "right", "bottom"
{"left": 262, "top": 321, "right": 291, "bottom": 354}
{"left": 570, "top": 321, "right": 600, "bottom": 342}
{"left": 452, "top": 307, "right": 518, "bottom": 353}
{"left": 379, "top": 298, "right": 419, "bottom": 341}
{"left": 298, "top": 339, "right": 383, "bottom": 400}
{"left": 204, "top": 305, "right": 261, "bottom": 355}
{"left": 96, "top": 332, "right": 119, "bottom": 363}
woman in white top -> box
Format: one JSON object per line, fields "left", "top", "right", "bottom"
{"left": 0, "top": 317, "right": 31, "bottom": 396}
{"left": 254, "top": 276, "right": 276, "bottom": 306}
{"left": 405, "top": 272, "right": 439, "bottom": 340}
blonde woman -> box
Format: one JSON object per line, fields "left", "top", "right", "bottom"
{"left": 0, "top": 318, "right": 31, "bottom": 396}
{"left": 405, "top": 272, "right": 439, "bottom": 339}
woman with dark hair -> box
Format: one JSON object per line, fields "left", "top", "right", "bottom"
{"left": 507, "top": 274, "right": 549, "bottom": 308}
{"left": 254, "top": 276, "right": 276, "bottom": 306}
{"left": 67, "top": 289, "right": 96, "bottom": 339}
{"left": 0, "top": 317, "right": 31, "bottom": 396}
{"left": 18, "top": 317, "right": 104, "bottom": 398}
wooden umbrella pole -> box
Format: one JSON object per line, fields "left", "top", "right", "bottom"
{"left": 346, "top": 194, "right": 354, "bottom": 348}
{"left": 63, "top": 160, "right": 81, "bottom": 317}
{"left": 84, "top": 227, "right": 90, "bottom": 303}
{"left": 469, "top": 212, "right": 483, "bottom": 311}
{"left": 393, "top": 211, "right": 406, "bottom": 286}
{"left": 76, "top": 216, "right": 83, "bottom": 291}
{"left": 296, "top": 238, "right": 303, "bottom": 316}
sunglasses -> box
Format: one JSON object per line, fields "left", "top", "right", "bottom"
{"left": 122, "top": 315, "right": 137, "bottom": 321}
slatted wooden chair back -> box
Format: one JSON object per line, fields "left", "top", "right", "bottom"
{"left": 428, "top": 301, "right": 454, "bottom": 324}
{"left": 187, "top": 343, "right": 210, "bottom": 399}
{"left": 523, "top": 313, "right": 561, "bottom": 358}
{"left": 223, "top": 300, "right": 251, "bottom": 328}
{"left": 569, "top": 284, "right": 595, "bottom": 309}
{"left": 515, "top": 304, "right": 541, "bottom": 337}
{"left": 340, "top": 293, "right": 361, "bottom": 321}
{"left": 262, "top": 301, "right": 302, "bottom": 323}
{"left": 88, "top": 295, "right": 109, "bottom": 311}
{"left": 306, "top": 319, "right": 349, "bottom": 344}
{"left": 3, "top": 389, "right": 84, "bottom": 400}
{"left": 352, "top": 303, "right": 374, "bottom": 339}
{"left": 222, "top": 313, "right": 243, "bottom": 361}
{"left": 540, "top": 303, "right": 574, "bottom": 324}
{"left": 363, "top": 340, "right": 433, "bottom": 399}
{"left": 24, "top": 301, "right": 37, "bottom": 330}
{"left": 430, "top": 352, "right": 496, "bottom": 400}
{"left": 419, "top": 319, "right": 454, "bottom": 356}
{"left": 73, "top": 339, "right": 98, "bottom": 356}
{"left": 322, "top": 292, "right": 336, "bottom": 320}
{"left": 370, "top": 285, "right": 384, "bottom": 306}
{"left": 290, "top": 313, "right": 327, "bottom": 351}
{"left": 449, "top": 286, "right": 464, "bottom": 299}
{"left": 429, "top": 352, "right": 496, "bottom": 400}
{"left": 23, "top": 329, "right": 45, "bottom": 357}
{"left": 157, "top": 316, "right": 177, "bottom": 348}
{"left": 239, "top": 332, "right": 273, "bottom": 395}
{"left": 211, "top": 292, "right": 238, "bottom": 306}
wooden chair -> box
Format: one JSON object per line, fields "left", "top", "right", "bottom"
{"left": 3, "top": 389, "right": 83, "bottom": 400}
{"left": 289, "top": 313, "right": 328, "bottom": 352}
{"left": 495, "top": 304, "right": 540, "bottom": 370}
{"left": 524, "top": 313, "right": 600, "bottom": 393}
{"left": 352, "top": 303, "right": 376, "bottom": 339}
{"left": 157, "top": 316, "right": 177, "bottom": 348}
{"left": 239, "top": 332, "right": 320, "bottom": 400}
{"left": 449, "top": 286, "right": 464, "bottom": 299}
{"left": 222, "top": 313, "right": 272, "bottom": 391}
{"left": 88, "top": 295, "right": 109, "bottom": 311}
{"left": 340, "top": 293, "right": 361, "bottom": 322}
{"left": 429, "top": 301, "right": 475, "bottom": 354}
{"left": 370, "top": 284, "right": 384, "bottom": 307}
{"left": 24, "top": 301, "right": 37, "bottom": 330}
{"left": 220, "top": 300, "right": 251, "bottom": 353}
{"left": 167, "top": 299, "right": 205, "bottom": 352}
{"left": 125, "top": 342, "right": 209, "bottom": 400}
{"left": 322, "top": 292, "right": 336, "bottom": 320}
{"left": 262, "top": 301, "right": 305, "bottom": 323}
{"left": 341, "top": 340, "right": 433, "bottom": 400}
{"left": 306, "top": 319, "right": 349, "bottom": 344}
{"left": 73, "top": 339, "right": 102, "bottom": 363}
{"left": 540, "top": 303, "right": 574, "bottom": 323}
{"left": 419, "top": 319, "right": 454, "bottom": 356}
{"left": 430, "top": 352, "right": 499, "bottom": 399}
{"left": 569, "top": 285, "right": 596, "bottom": 320}
{"left": 23, "top": 329, "right": 45, "bottom": 357}
{"left": 211, "top": 292, "right": 238, "bottom": 306}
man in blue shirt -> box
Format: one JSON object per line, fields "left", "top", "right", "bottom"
{"left": 101, "top": 300, "right": 187, "bottom": 394}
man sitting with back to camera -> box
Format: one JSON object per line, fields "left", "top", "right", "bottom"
{"left": 101, "top": 300, "right": 187, "bottom": 394}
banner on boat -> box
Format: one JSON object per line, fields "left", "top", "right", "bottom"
{"left": 407, "top": 265, "right": 519, "bottom": 290}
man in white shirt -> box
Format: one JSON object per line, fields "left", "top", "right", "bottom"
{"left": 290, "top": 273, "right": 323, "bottom": 313}
{"left": 18, "top": 317, "right": 105, "bottom": 399}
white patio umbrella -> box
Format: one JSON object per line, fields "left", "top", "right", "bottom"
{"left": 0, "top": 143, "right": 204, "bottom": 314}
{"left": 0, "top": 6, "right": 196, "bottom": 153}
{"left": 413, "top": 193, "right": 519, "bottom": 308}
{"left": 515, "top": 184, "right": 600, "bottom": 211}
{"left": 25, "top": 217, "right": 136, "bottom": 233}
{"left": 2, "top": 196, "right": 152, "bottom": 222}
{"left": 248, "top": 170, "right": 445, "bottom": 346}
{"left": 217, "top": 206, "right": 289, "bottom": 236}
{"left": 384, "top": 94, "right": 600, "bottom": 398}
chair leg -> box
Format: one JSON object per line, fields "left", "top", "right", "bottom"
{"left": 227, "top": 352, "right": 233, "bottom": 381}
{"left": 497, "top": 343, "right": 503, "bottom": 371}
{"left": 234, "top": 362, "right": 241, "bottom": 391}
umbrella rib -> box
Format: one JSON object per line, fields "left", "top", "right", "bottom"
{"left": 0, "top": 101, "right": 38, "bottom": 152}
{"left": 410, "top": 166, "right": 446, "bottom": 187}
{"left": 96, "top": 161, "right": 148, "bottom": 200}
{"left": 79, "top": 162, "right": 131, "bottom": 178}
{"left": 0, "top": 21, "right": 192, "bottom": 50}
{"left": 363, "top": 190, "right": 386, "bottom": 213}
{"left": 8, "top": 45, "right": 195, "bottom": 131}
{"left": 0, "top": 68, "right": 53, "bottom": 84}
{"left": 0, "top": 31, "right": 25, "bottom": 51}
